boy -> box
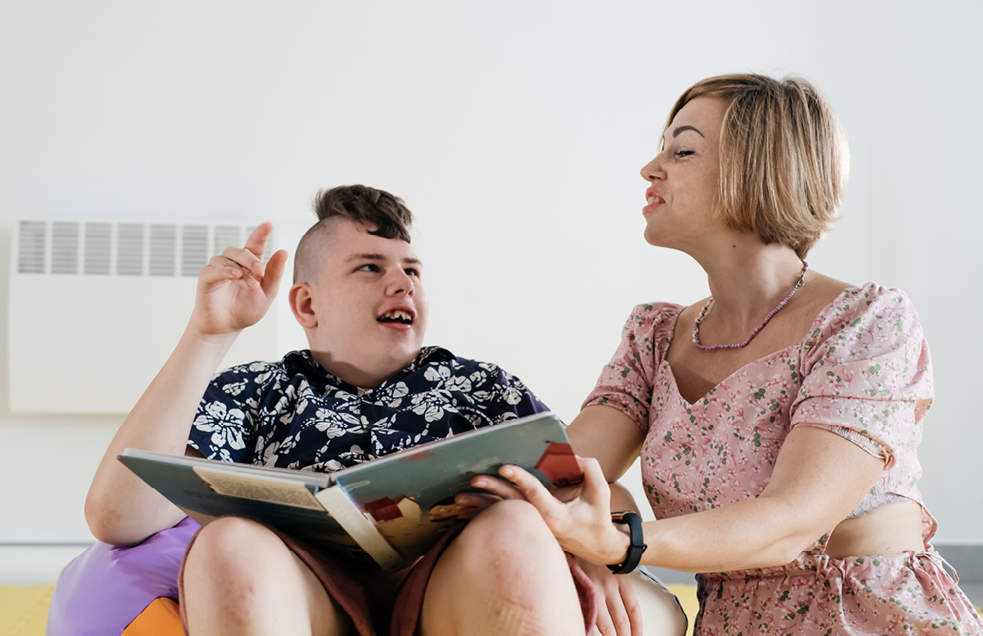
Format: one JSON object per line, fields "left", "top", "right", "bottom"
{"left": 84, "top": 186, "right": 595, "bottom": 635}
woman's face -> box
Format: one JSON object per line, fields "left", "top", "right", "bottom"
{"left": 639, "top": 96, "right": 727, "bottom": 251}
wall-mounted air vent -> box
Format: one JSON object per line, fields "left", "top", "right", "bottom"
{"left": 9, "top": 220, "right": 279, "bottom": 414}
{"left": 15, "top": 221, "right": 273, "bottom": 277}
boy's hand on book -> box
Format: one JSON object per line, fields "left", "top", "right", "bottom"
{"left": 191, "top": 222, "right": 288, "bottom": 340}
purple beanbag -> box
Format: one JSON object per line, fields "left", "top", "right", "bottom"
{"left": 47, "top": 517, "right": 199, "bottom": 636}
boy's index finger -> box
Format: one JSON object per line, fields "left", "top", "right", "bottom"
{"left": 243, "top": 222, "right": 274, "bottom": 274}
{"left": 244, "top": 222, "right": 274, "bottom": 255}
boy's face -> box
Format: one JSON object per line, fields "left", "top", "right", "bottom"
{"left": 292, "top": 219, "right": 429, "bottom": 388}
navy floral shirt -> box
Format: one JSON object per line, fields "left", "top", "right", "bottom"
{"left": 188, "top": 347, "right": 549, "bottom": 473}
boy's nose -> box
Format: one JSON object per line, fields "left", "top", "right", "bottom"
{"left": 387, "top": 270, "right": 414, "bottom": 296}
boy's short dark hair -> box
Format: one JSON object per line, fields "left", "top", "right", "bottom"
{"left": 314, "top": 184, "right": 413, "bottom": 242}
{"left": 294, "top": 185, "right": 415, "bottom": 284}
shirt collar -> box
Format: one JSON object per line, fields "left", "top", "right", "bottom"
{"left": 283, "top": 346, "right": 456, "bottom": 394}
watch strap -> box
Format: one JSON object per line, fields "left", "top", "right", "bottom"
{"left": 607, "top": 511, "right": 648, "bottom": 574}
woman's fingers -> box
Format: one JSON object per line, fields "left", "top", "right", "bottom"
{"left": 498, "top": 465, "right": 562, "bottom": 517}
{"left": 576, "top": 455, "right": 614, "bottom": 507}
{"left": 469, "top": 474, "right": 528, "bottom": 500}
{"left": 501, "top": 456, "right": 609, "bottom": 508}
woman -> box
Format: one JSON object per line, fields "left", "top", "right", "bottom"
{"left": 485, "top": 74, "right": 983, "bottom": 634}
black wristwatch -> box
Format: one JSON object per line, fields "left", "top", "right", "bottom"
{"left": 607, "top": 511, "right": 648, "bottom": 574}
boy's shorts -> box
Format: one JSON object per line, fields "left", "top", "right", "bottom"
{"left": 177, "top": 520, "right": 596, "bottom": 636}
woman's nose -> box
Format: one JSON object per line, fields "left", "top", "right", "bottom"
{"left": 640, "top": 153, "right": 664, "bottom": 182}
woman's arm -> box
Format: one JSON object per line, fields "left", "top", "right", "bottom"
{"left": 498, "top": 424, "right": 883, "bottom": 573}
{"left": 567, "top": 405, "right": 645, "bottom": 483}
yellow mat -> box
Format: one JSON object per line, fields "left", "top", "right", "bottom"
{"left": 0, "top": 583, "right": 976, "bottom": 636}
{"left": 0, "top": 585, "right": 53, "bottom": 636}
{"left": 0, "top": 584, "right": 713, "bottom": 636}
{"left": 666, "top": 583, "right": 699, "bottom": 636}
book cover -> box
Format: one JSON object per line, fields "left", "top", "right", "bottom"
{"left": 119, "top": 411, "right": 580, "bottom": 570}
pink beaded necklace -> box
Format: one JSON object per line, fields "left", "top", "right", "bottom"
{"left": 692, "top": 260, "right": 809, "bottom": 351}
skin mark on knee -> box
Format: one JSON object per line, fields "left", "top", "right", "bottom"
{"left": 474, "top": 602, "right": 549, "bottom": 636}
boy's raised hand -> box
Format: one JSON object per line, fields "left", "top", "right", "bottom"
{"left": 190, "top": 222, "right": 289, "bottom": 339}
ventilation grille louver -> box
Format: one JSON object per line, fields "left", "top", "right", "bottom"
{"left": 16, "top": 221, "right": 271, "bottom": 276}
{"left": 9, "top": 220, "right": 280, "bottom": 414}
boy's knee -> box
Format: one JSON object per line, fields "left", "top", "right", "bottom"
{"left": 457, "top": 500, "right": 561, "bottom": 563}
{"left": 185, "top": 517, "right": 276, "bottom": 573}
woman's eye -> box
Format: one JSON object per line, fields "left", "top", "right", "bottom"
{"left": 674, "top": 150, "right": 694, "bottom": 158}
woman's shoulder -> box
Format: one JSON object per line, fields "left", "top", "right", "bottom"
{"left": 622, "top": 301, "right": 686, "bottom": 333}
{"left": 811, "top": 282, "right": 920, "bottom": 331}
{"left": 805, "top": 281, "right": 926, "bottom": 360}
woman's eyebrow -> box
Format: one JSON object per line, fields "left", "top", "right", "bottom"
{"left": 672, "top": 125, "right": 704, "bottom": 138}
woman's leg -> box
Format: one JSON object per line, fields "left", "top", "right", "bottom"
{"left": 181, "top": 517, "right": 351, "bottom": 636}
{"left": 419, "top": 500, "right": 587, "bottom": 636}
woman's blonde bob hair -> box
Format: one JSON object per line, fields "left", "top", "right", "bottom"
{"left": 666, "top": 74, "right": 849, "bottom": 258}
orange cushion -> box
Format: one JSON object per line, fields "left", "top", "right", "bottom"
{"left": 121, "top": 597, "right": 183, "bottom": 636}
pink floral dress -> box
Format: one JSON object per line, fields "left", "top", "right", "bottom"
{"left": 585, "top": 284, "right": 983, "bottom": 634}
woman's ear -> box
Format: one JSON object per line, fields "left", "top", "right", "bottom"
{"left": 288, "top": 283, "right": 317, "bottom": 328}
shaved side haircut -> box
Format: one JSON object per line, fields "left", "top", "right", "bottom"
{"left": 293, "top": 185, "right": 415, "bottom": 284}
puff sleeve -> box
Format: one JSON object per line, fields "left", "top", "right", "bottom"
{"left": 582, "top": 303, "right": 681, "bottom": 434}
{"left": 790, "top": 284, "right": 933, "bottom": 470}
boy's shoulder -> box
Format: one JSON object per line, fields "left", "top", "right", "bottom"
{"left": 413, "top": 347, "right": 519, "bottom": 383}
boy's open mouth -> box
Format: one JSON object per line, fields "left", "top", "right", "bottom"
{"left": 378, "top": 310, "right": 413, "bottom": 325}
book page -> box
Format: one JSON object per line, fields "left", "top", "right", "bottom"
{"left": 193, "top": 467, "right": 325, "bottom": 511}
{"left": 315, "top": 487, "right": 406, "bottom": 572}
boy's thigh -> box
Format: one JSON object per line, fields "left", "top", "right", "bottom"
{"left": 180, "top": 517, "right": 351, "bottom": 635}
{"left": 417, "top": 501, "right": 587, "bottom": 635}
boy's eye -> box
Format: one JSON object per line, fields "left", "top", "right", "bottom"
{"left": 358, "top": 264, "right": 380, "bottom": 272}
{"left": 404, "top": 267, "right": 420, "bottom": 277}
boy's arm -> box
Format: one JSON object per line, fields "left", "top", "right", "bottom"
{"left": 85, "top": 223, "right": 288, "bottom": 546}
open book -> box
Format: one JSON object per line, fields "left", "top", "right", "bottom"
{"left": 118, "top": 411, "right": 581, "bottom": 572}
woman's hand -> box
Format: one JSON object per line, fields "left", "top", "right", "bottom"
{"left": 465, "top": 466, "right": 643, "bottom": 635}
{"left": 492, "top": 456, "right": 632, "bottom": 567}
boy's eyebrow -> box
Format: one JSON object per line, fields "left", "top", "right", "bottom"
{"left": 346, "top": 253, "right": 423, "bottom": 266}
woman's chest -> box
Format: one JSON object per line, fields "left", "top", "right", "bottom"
{"left": 640, "top": 355, "right": 805, "bottom": 514}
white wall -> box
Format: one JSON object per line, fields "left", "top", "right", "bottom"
{"left": 1, "top": 1, "right": 980, "bottom": 546}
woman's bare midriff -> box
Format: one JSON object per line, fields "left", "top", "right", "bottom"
{"left": 824, "top": 500, "right": 925, "bottom": 559}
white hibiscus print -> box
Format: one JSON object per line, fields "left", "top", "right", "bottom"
{"left": 314, "top": 409, "right": 363, "bottom": 438}
{"left": 424, "top": 366, "right": 451, "bottom": 384}
{"left": 411, "top": 391, "right": 457, "bottom": 422}
{"left": 382, "top": 381, "right": 410, "bottom": 407}
{"left": 194, "top": 402, "right": 247, "bottom": 450}
{"left": 500, "top": 383, "right": 524, "bottom": 406}
{"left": 221, "top": 380, "right": 247, "bottom": 396}
{"left": 446, "top": 375, "right": 472, "bottom": 393}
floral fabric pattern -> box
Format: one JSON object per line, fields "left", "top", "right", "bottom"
{"left": 585, "top": 283, "right": 983, "bottom": 634}
{"left": 190, "top": 346, "right": 549, "bottom": 473}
